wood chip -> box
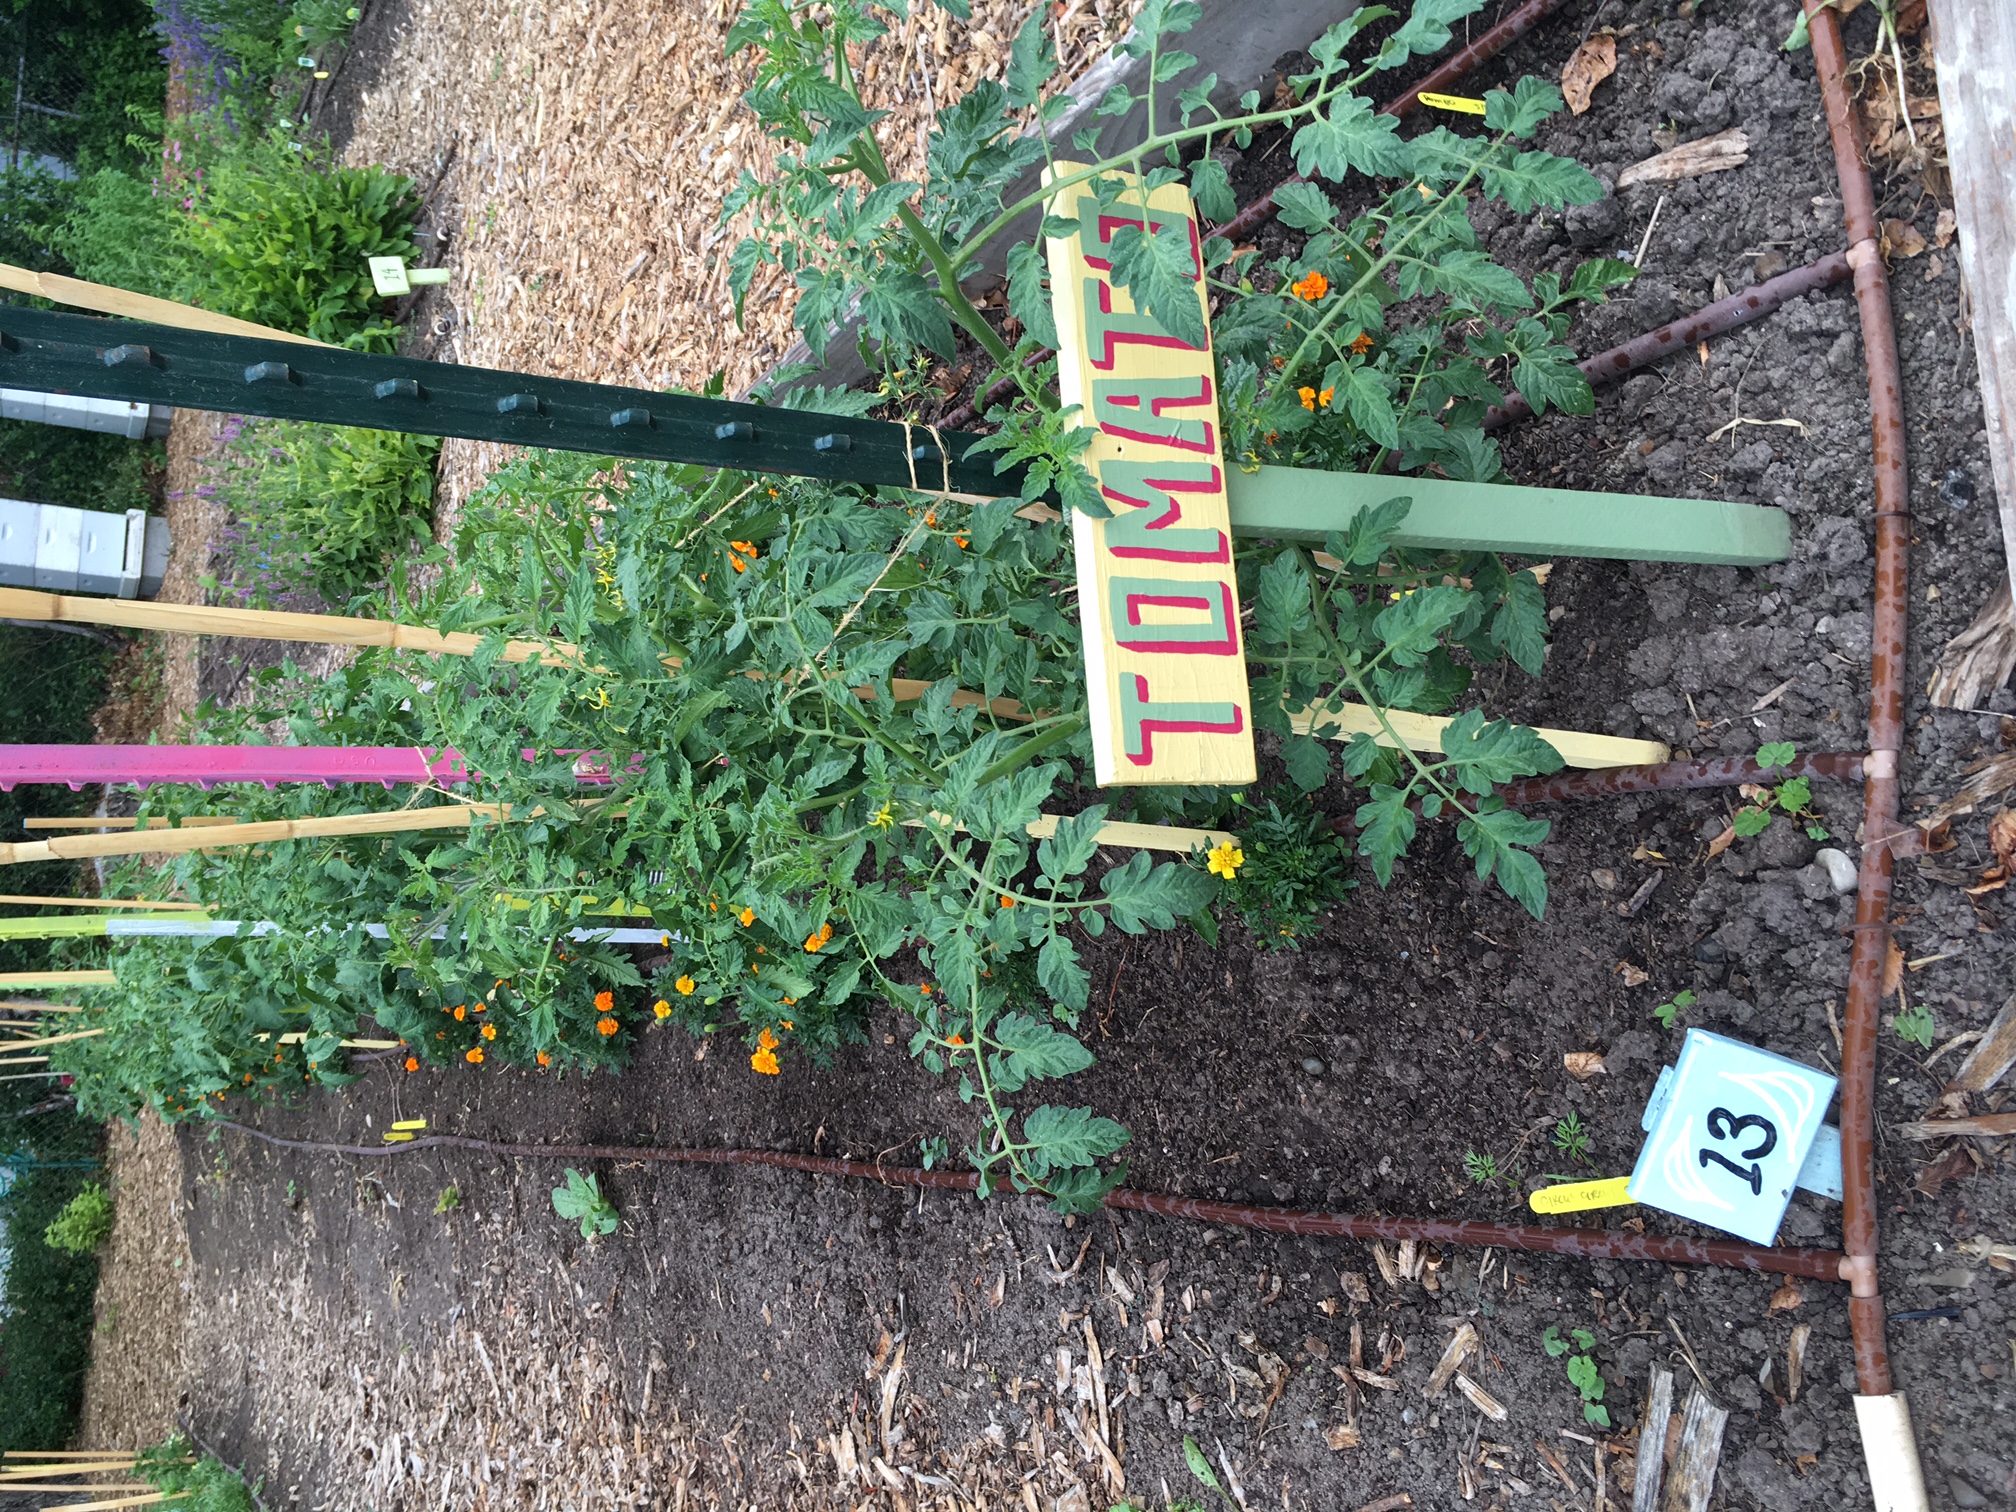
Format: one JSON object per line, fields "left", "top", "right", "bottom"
{"left": 1564, "top": 1051, "right": 1608, "bottom": 1080}
{"left": 1949, "top": 991, "right": 2016, "bottom": 1093}
{"left": 1423, "top": 1322, "right": 1478, "bottom": 1398}
{"left": 1618, "top": 128, "right": 1750, "bottom": 189}
{"left": 1561, "top": 34, "right": 1617, "bottom": 114}
{"left": 1350, "top": 1497, "right": 1412, "bottom": 1512}
{"left": 1632, "top": 1368, "right": 1674, "bottom": 1512}
{"left": 1453, "top": 1371, "right": 1507, "bottom": 1421}
{"left": 1617, "top": 962, "right": 1650, "bottom": 988}
{"left": 1326, "top": 1423, "right": 1362, "bottom": 1450}
{"left": 1371, "top": 1242, "right": 1401, "bottom": 1290}
{"left": 1896, "top": 1113, "right": 2016, "bottom": 1139}
{"left": 1662, "top": 1388, "right": 1730, "bottom": 1512}
{"left": 1340, "top": 1270, "right": 1372, "bottom": 1305}
{"left": 1344, "top": 1366, "right": 1403, "bottom": 1392}
{"left": 1786, "top": 1323, "right": 1811, "bottom": 1404}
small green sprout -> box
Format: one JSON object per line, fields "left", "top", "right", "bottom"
{"left": 434, "top": 1183, "right": 462, "bottom": 1214}
{"left": 1463, "top": 1150, "right": 1504, "bottom": 1185}
{"left": 1893, "top": 1002, "right": 1934, "bottom": 1050}
{"left": 551, "top": 1168, "right": 618, "bottom": 1239}
{"left": 1542, "top": 1324, "right": 1611, "bottom": 1428}
{"left": 1552, "top": 1112, "right": 1593, "bottom": 1165}
{"left": 1652, "top": 987, "right": 1697, "bottom": 1030}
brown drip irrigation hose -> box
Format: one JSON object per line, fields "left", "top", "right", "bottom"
{"left": 941, "top": 0, "right": 1573, "bottom": 430}
{"left": 1803, "top": 0, "right": 1909, "bottom": 1412}
{"left": 213, "top": 1120, "right": 1847, "bottom": 1281}
{"left": 1483, "top": 250, "right": 1854, "bottom": 429}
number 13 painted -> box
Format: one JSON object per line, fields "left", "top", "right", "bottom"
{"left": 1697, "top": 1107, "right": 1778, "bottom": 1196}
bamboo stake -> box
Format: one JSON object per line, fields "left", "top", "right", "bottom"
{"left": 0, "top": 1465, "right": 139, "bottom": 1479}
{"left": 0, "top": 1027, "right": 106, "bottom": 1050}
{"left": 0, "top": 805, "right": 512, "bottom": 866}
{"left": 21, "top": 819, "right": 242, "bottom": 834}
{"left": 0, "top": 970, "right": 117, "bottom": 986}
{"left": 0, "top": 1000, "right": 88, "bottom": 1013}
{"left": 37, "top": 1493, "right": 188, "bottom": 1511}
{"left": 0, "top": 1486, "right": 149, "bottom": 1493}
{"left": 0, "top": 1056, "right": 51, "bottom": 1066}
{"left": 0, "top": 889, "right": 211, "bottom": 908}
{"left": 0, "top": 259, "right": 329, "bottom": 348}
{"left": 0, "top": 588, "right": 577, "bottom": 666}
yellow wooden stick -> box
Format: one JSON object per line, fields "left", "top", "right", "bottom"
{"left": 36, "top": 1492, "right": 189, "bottom": 1512}
{"left": 0, "top": 889, "right": 211, "bottom": 909}
{"left": 0, "top": 970, "right": 118, "bottom": 986}
{"left": 0, "top": 260, "right": 329, "bottom": 348}
{"left": 0, "top": 1464, "right": 139, "bottom": 1480}
{"left": 0, "top": 1027, "right": 105, "bottom": 1051}
{"left": 0, "top": 1056, "right": 50, "bottom": 1066}
{"left": 1291, "top": 705, "right": 1669, "bottom": 771}
{"left": 0, "top": 805, "right": 512, "bottom": 867}
{"left": 0, "top": 1001, "right": 88, "bottom": 1013}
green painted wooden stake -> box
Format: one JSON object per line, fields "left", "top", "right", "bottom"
{"left": 1224, "top": 465, "right": 1790, "bottom": 566}
{"left": 0, "top": 306, "right": 1790, "bottom": 566}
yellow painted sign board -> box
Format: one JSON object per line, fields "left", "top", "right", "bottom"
{"left": 1043, "top": 165, "right": 1256, "bottom": 788}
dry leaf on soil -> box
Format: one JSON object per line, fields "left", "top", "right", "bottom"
{"left": 1706, "top": 824, "right": 1737, "bottom": 859}
{"left": 1617, "top": 962, "right": 1650, "bottom": 988}
{"left": 1882, "top": 940, "right": 1905, "bottom": 999}
{"left": 1768, "top": 1279, "right": 1803, "bottom": 1312}
{"left": 1561, "top": 35, "right": 1617, "bottom": 115}
{"left": 1934, "top": 207, "right": 1957, "bottom": 248}
{"left": 1326, "top": 1424, "right": 1362, "bottom": 1450}
{"left": 1989, "top": 809, "right": 2016, "bottom": 871}
{"left": 1617, "top": 128, "right": 1749, "bottom": 189}
{"left": 1881, "top": 218, "right": 1929, "bottom": 260}
{"left": 1564, "top": 1051, "right": 1607, "bottom": 1080}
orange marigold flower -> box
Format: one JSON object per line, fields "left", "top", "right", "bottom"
{"left": 805, "top": 931, "right": 824, "bottom": 953}
{"left": 782, "top": 1019, "right": 794, "bottom": 1029}
{"left": 453, "top": 1004, "right": 467, "bottom": 1021}
{"left": 594, "top": 990, "right": 614, "bottom": 1013}
{"left": 730, "top": 540, "right": 758, "bottom": 557}
{"left": 404, "top": 1055, "right": 421, "bottom": 1072}
{"left": 465, "top": 1046, "right": 485, "bottom": 1064}
{"left": 1350, "top": 332, "right": 1374, "bottom": 355}
{"left": 1298, "top": 386, "right": 1318, "bottom": 411}
{"left": 596, "top": 1015, "right": 620, "bottom": 1037}
{"left": 919, "top": 983, "right": 932, "bottom": 996}
{"left": 751, "top": 1047, "right": 780, "bottom": 1075}
{"left": 949, "top": 1034, "right": 966, "bottom": 1047}
{"left": 675, "top": 975, "right": 696, "bottom": 995}
{"left": 998, "top": 893, "right": 1015, "bottom": 908}
{"left": 739, "top": 906, "right": 755, "bottom": 927}
{"left": 1291, "top": 269, "right": 1329, "bottom": 301}
{"left": 758, "top": 1028, "right": 780, "bottom": 1051}
{"left": 955, "top": 535, "right": 970, "bottom": 549}
{"left": 1319, "top": 386, "right": 1335, "bottom": 408}
{"left": 536, "top": 1050, "right": 551, "bottom": 1067}
{"left": 481, "top": 1023, "right": 497, "bottom": 1041}
{"left": 653, "top": 998, "right": 672, "bottom": 1021}
{"left": 730, "top": 554, "right": 747, "bottom": 573}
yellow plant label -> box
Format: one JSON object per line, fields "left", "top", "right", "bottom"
{"left": 382, "top": 1131, "right": 415, "bottom": 1143}
{"left": 391, "top": 1118, "right": 427, "bottom": 1130}
{"left": 1043, "top": 164, "right": 1256, "bottom": 787}
{"left": 1528, "top": 1176, "right": 1635, "bottom": 1214}
{"left": 1417, "top": 91, "right": 1488, "bottom": 115}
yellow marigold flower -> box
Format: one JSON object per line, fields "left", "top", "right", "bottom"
{"left": 465, "top": 1046, "right": 485, "bottom": 1064}
{"left": 1298, "top": 386, "right": 1318, "bottom": 411}
{"left": 1207, "top": 840, "right": 1246, "bottom": 879}
{"left": 782, "top": 1019, "right": 794, "bottom": 1029}
{"left": 480, "top": 1022, "right": 497, "bottom": 1040}
{"left": 596, "top": 1015, "right": 620, "bottom": 1037}
{"left": 1291, "top": 269, "right": 1329, "bottom": 300}
{"left": 758, "top": 1027, "right": 780, "bottom": 1051}
{"left": 594, "top": 990, "right": 614, "bottom": 1013}
{"left": 675, "top": 975, "right": 696, "bottom": 995}
{"left": 1350, "top": 332, "right": 1374, "bottom": 355}
{"left": 739, "top": 906, "right": 756, "bottom": 926}
{"left": 653, "top": 999, "right": 672, "bottom": 1021}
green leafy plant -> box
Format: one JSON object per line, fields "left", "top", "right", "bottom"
{"left": 1892, "top": 1001, "right": 1934, "bottom": 1050}
{"left": 220, "top": 419, "right": 441, "bottom": 602}
{"left": 1180, "top": 1435, "right": 1237, "bottom": 1510}
{"left": 1651, "top": 986, "right": 1696, "bottom": 1030}
{"left": 134, "top": 1434, "right": 259, "bottom": 1512}
{"left": 1542, "top": 1324, "right": 1610, "bottom": 1428}
{"left": 434, "top": 1183, "right": 462, "bottom": 1214}
{"left": 1732, "top": 742, "right": 1829, "bottom": 841}
{"left": 1191, "top": 792, "right": 1354, "bottom": 947}
{"left": 1552, "top": 1111, "right": 1592, "bottom": 1165}
{"left": 42, "top": 1181, "right": 114, "bottom": 1256}
{"left": 1463, "top": 1149, "right": 1503, "bottom": 1186}
{"left": 551, "top": 1168, "right": 619, "bottom": 1238}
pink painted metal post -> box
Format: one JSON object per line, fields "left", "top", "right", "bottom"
{"left": 0, "top": 747, "right": 634, "bottom": 791}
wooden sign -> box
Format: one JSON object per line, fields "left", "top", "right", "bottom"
{"left": 1044, "top": 166, "right": 1256, "bottom": 787}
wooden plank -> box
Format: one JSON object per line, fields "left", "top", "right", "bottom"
{"left": 0, "top": 970, "right": 116, "bottom": 986}
{"left": 0, "top": 261, "right": 330, "bottom": 349}
{"left": 1045, "top": 165, "right": 1255, "bottom": 788}
{"left": 1929, "top": 0, "right": 2016, "bottom": 594}
{"left": 1292, "top": 704, "right": 1669, "bottom": 770}
{"left": 1950, "top": 990, "right": 2016, "bottom": 1093}
{"left": 1659, "top": 1387, "right": 1728, "bottom": 1512}
{"left": 1225, "top": 465, "right": 1791, "bottom": 566}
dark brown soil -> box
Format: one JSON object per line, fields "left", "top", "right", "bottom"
{"left": 158, "top": 2, "right": 2014, "bottom": 1509}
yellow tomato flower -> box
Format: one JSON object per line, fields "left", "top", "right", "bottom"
{"left": 1207, "top": 840, "right": 1246, "bottom": 879}
{"left": 869, "top": 801, "right": 895, "bottom": 829}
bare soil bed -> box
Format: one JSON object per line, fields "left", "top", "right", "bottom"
{"left": 82, "top": 0, "right": 2015, "bottom": 1508}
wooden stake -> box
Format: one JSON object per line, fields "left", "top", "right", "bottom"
{"left": 1632, "top": 1368, "right": 1674, "bottom": 1512}
{"left": 0, "top": 888, "right": 211, "bottom": 908}
{"left": 0, "top": 259, "right": 329, "bottom": 349}
{"left": 0, "top": 587, "right": 576, "bottom": 666}
{"left": 0, "top": 970, "right": 117, "bottom": 986}
{"left": 0, "top": 1000, "right": 88, "bottom": 1013}
{"left": 1293, "top": 703, "right": 1669, "bottom": 771}
{"left": 0, "top": 1461, "right": 138, "bottom": 1477}
{"left": 35, "top": 1493, "right": 188, "bottom": 1511}
{"left": 1660, "top": 1387, "right": 1728, "bottom": 1512}
{"left": 0, "top": 1056, "right": 50, "bottom": 1066}
{"left": 0, "top": 1027, "right": 105, "bottom": 1050}
{"left": 0, "top": 805, "right": 511, "bottom": 867}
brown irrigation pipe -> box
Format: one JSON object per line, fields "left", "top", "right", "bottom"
{"left": 942, "top": 0, "right": 1574, "bottom": 429}
{"left": 1804, "top": 0, "right": 1909, "bottom": 1426}
{"left": 213, "top": 1119, "right": 1847, "bottom": 1281}
{"left": 1483, "top": 251, "right": 1854, "bottom": 429}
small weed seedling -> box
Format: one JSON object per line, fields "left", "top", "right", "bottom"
{"left": 1180, "top": 1436, "right": 1238, "bottom": 1510}
{"left": 1652, "top": 987, "right": 1697, "bottom": 1030}
{"left": 1732, "top": 743, "right": 1829, "bottom": 841}
{"left": 1553, "top": 1112, "right": 1594, "bottom": 1166}
{"left": 1542, "top": 1324, "right": 1611, "bottom": 1428}
{"left": 434, "top": 1183, "right": 462, "bottom": 1215}
{"left": 551, "top": 1168, "right": 618, "bottom": 1239}
{"left": 1893, "top": 1001, "right": 1935, "bottom": 1050}
{"left": 1464, "top": 1149, "right": 1505, "bottom": 1186}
